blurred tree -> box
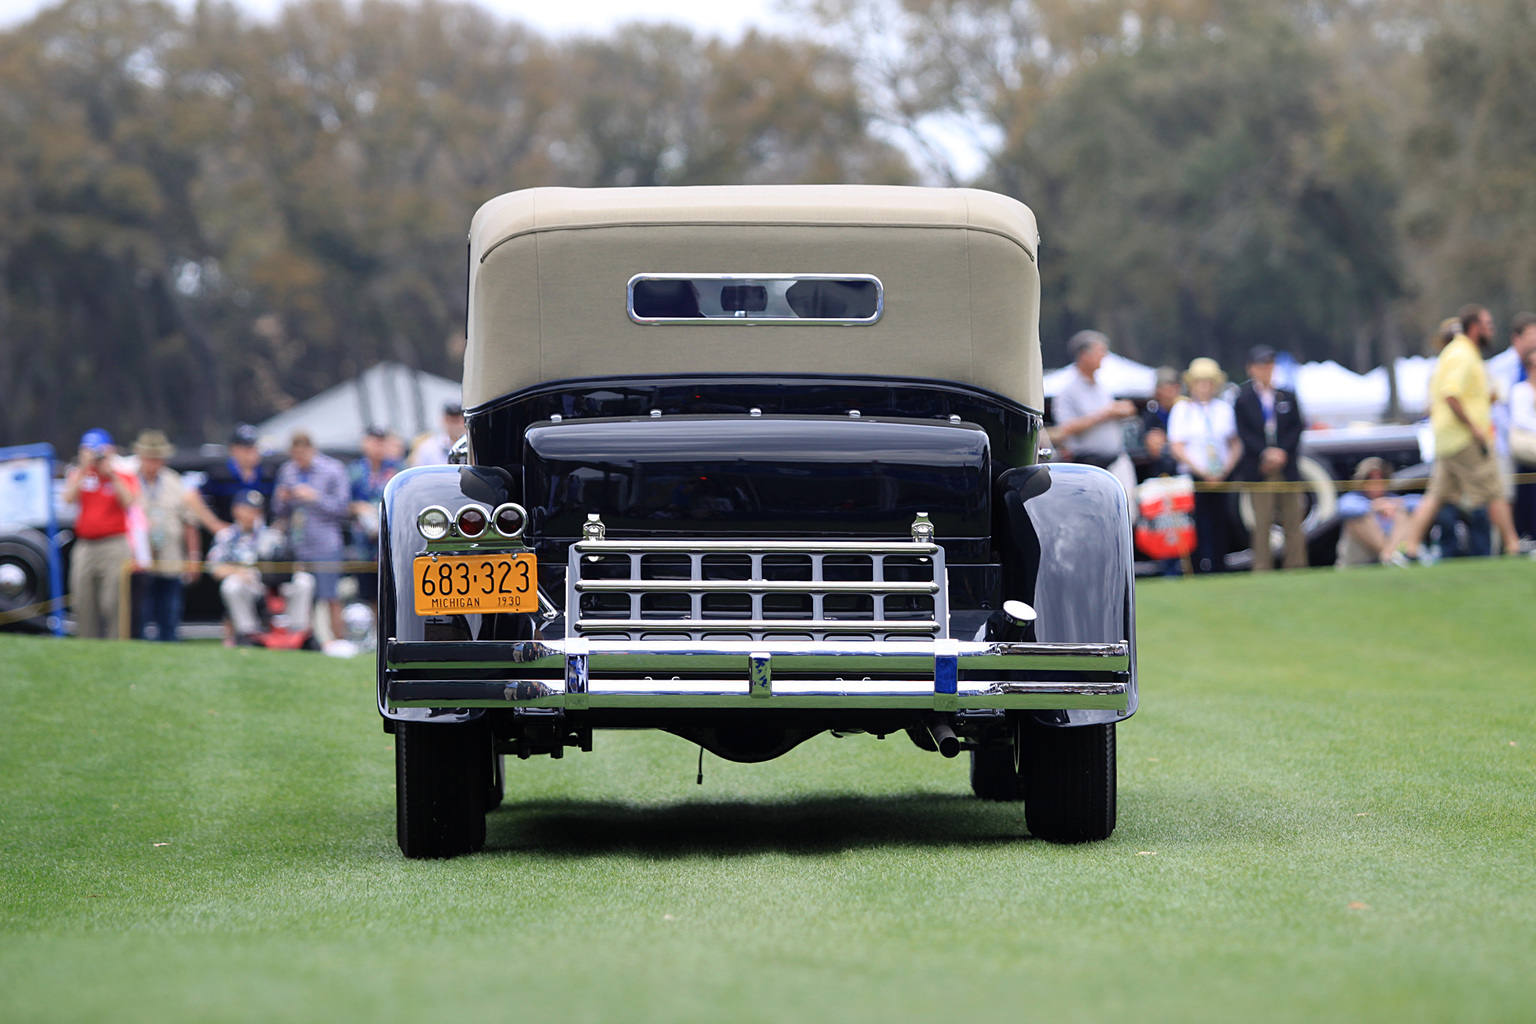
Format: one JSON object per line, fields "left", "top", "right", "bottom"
{"left": 1011, "top": 4, "right": 1405, "bottom": 371}
{"left": 0, "top": 0, "right": 908, "bottom": 451}
{"left": 1401, "top": 0, "right": 1536, "bottom": 339}
{"left": 555, "top": 25, "right": 909, "bottom": 186}
{"left": 200, "top": 0, "right": 559, "bottom": 419}
{"left": 0, "top": 0, "right": 221, "bottom": 445}
{"left": 809, "top": 0, "right": 1408, "bottom": 374}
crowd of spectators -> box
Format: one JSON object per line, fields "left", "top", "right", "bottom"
{"left": 55, "top": 400, "right": 463, "bottom": 643}
{"left": 1052, "top": 305, "right": 1536, "bottom": 573}
{"left": 51, "top": 308, "right": 1534, "bottom": 642}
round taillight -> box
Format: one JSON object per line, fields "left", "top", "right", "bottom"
{"left": 491, "top": 502, "right": 527, "bottom": 538}
{"left": 456, "top": 505, "right": 487, "bottom": 538}
{"left": 417, "top": 505, "right": 451, "bottom": 541}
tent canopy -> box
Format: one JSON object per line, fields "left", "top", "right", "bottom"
{"left": 254, "top": 362, "right": 462, "bottom": 453}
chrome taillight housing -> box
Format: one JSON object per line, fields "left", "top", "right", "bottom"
{"left": 491, "top": 502, "right": 527, "bottom": 539}
{"left": 455, "top": 505, "right": 487, "bottom": 538}
{"left": 417, "top": 505, "right": 451, "bottom": 541}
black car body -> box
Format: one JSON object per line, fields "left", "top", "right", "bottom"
{"left": 378, "top": 186, "right": 1138, "bottom": 857}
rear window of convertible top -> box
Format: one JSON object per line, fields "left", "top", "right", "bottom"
{"left": 629, "top": 275, "right": 881, "bottom": 323}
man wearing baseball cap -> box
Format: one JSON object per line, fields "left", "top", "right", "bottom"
{"left": 207, "top": 490, "right": 315, "bottom": 645}
{"left": 409, "top": 400, "right": 466, "bottom": 467}
{"left": 62, "top": 428, "right": 138, "bottom": 638}
{"left": 1233, "top": 346, "right": 1307, "bottom": 570}
{"left": 199, "top": 423, "right": 276, "bottom": 530}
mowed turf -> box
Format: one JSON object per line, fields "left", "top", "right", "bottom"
{"left": 2, "top": 560, "right": 1534, "bottom": 1023}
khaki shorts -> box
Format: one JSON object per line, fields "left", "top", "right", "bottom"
{"left": 1427, "top": 443, "right": 1504, "bottom": 507}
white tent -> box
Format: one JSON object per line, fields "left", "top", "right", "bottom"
{"left": 255, "top": 362, "right": 461, "bottom": 453}
{"left": 1281, "top": 353, "right": 1482, "bottom": 425}
{"left": 1291, "top": 360, "right": 1385, "bottom": 427}
{"left": 1043, "top": 351, "right": 1158, "bottom": 399}
{"left": 1388, "top": 355, "right": 1435, "bottom": 419}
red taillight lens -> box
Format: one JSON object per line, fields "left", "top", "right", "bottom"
{"left": 456, "top": 505, "right": 487, "bottom": 538}
{"left": 492, "top": 503, "right": 526, "bottom": 538}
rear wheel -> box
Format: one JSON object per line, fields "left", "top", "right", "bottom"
{"left": 969, "top": 745, "right": 1025, "bottom": 801}
{"left": 484, "top": 752, "right": 505, "bottom": 812}
{"left": 1020, "top": 717, "right": 1116, "bottom": 843}
{"left": 395, "top": 716, "right": 490, "bottom": 859}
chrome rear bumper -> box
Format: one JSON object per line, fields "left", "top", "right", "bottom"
{"left": 384, "top": 637, "right": 1131, "bottom": 711}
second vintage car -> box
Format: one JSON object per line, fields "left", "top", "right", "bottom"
{"left": 378, "top": 185, "right": 1138, "bottom": 857}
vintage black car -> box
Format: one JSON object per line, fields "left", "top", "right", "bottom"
{"left": 377, "top": 186, "right": 1138, "bottom": 857}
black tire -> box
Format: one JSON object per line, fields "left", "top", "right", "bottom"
{"left": 484, "top": 752, "right": 505, "bottom": 812}
{"left": 395, "top": 716, "right": 490, "bottom": 859}
{"left": 1021, "top": 717, "right": 1116, "bottom": 843}
{"left": 0, "top": 529, "right": 54, "bottom": 633}
{"left": 969, "top": 745, "right": 1025, "bottom": 801}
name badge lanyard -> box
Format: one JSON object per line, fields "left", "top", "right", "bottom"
{"left": 1199, "top": 403, "right": 1224, "bottom": 476}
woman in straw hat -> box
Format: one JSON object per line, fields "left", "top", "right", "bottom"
{"left": 131, "top": 429, "right": 203, "bottom": 641}
{"left": 1167, "top": 358, "right": 1240, "bottom": 572}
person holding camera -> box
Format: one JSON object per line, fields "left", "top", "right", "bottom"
{"left": 62, "top": 428, "right": 138, "bottom": 639}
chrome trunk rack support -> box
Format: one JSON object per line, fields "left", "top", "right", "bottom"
{"left": 565, "top": 515, "right": 948, "bottom": 644}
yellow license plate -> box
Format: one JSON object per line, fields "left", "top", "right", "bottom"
{"left": 413, "top": 552, "right": 538, "bottom": 616}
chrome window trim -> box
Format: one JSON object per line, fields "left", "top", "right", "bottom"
{"left": 627, "top": 273, "right": 884, "bottom": 326}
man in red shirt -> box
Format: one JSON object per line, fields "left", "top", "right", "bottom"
{"left": 62, "top": 428, "right": 137, "bottom": 638}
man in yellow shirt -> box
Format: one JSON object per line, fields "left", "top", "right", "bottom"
{"left": 1401, "top": 305, "right": 1521, "bottom": 557}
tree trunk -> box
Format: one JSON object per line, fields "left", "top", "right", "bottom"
{"left": 1378, "top": 298, "right": 1403, "bottom": 422}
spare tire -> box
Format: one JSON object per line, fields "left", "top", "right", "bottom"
{"left": 0, "top": 527, "right": 55, "bottom": 633}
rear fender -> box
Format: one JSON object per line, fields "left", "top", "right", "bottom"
{"left": 377, "top": 465, "right": 523, "bottom": 723}
{"left": 994, "top": 463, "right": 1138, "bottom": 725}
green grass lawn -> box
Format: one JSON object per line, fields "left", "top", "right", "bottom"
{"left": 2, "top": 559, "right": 1534, "bottom": 1023}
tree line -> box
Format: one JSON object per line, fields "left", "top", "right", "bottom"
{"left": 1, "top": 0, "right": 1532, "bottom": 450}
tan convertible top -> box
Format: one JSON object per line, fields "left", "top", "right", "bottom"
{"left": 464, "top": 185, "right": 1043, "bottom": 410}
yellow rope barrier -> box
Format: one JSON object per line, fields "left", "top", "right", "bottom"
{"left": 0, "top": 594, "right": 68, "bottom": 627}
{"left": 16, "top": 470, "right": 1536, "bottom": 636}
{"left": 2, "top": 560, "right": 385, "bottom": 631}
{"left": 111, "top": 560, "right": 381, "bottom": 639}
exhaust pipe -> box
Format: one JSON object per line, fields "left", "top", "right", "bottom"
{"left": 924, "top": 714, "right": 960, "bottom": 759}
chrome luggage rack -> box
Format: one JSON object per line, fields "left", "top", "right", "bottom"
{"left": 565, "top": 512, "right": 948, "bottom": 643}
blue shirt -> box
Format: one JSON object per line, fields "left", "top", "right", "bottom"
{"left": 201, "top": 457, "right": 275, "bottom": 523}
{"left": 1339, "top": 489, "right": 1420, "bottom": 531}
{"left": 348, "top": 457, "right": 401, "bottom": 505}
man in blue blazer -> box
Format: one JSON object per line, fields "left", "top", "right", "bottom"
{"left": 1234, "top": 346, "right": 1307, "bottom": 570}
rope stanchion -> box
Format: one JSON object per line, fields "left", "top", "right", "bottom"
{"left": 119, "top": 558, "right": 133, "bottom": 639}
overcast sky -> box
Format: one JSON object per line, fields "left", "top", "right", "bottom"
{"left": 0, "top": 0, "right": 795, "bottom": 36}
